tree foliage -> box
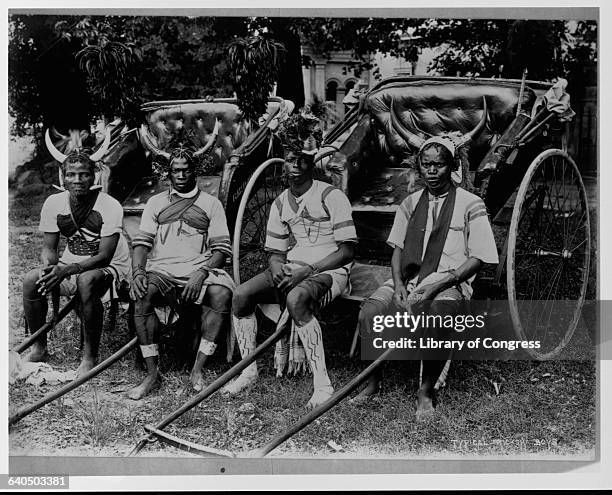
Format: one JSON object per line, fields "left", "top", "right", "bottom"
{"left": 411, "top": 19, "right": 597, "bottom": 82}
{"left": 76, "top": 40, "right": 142, "bottom": 123}
{"left": 9, "top": 15, "right": 93, "bottom": 138}
{"left": 9, "top": 14, "right": 597, "bottom": 142}
{"left": 9, "top": 15, "right": 249, "bottom": 136}
{"left": 227, "top": 36, "right": 285, "bottom": 122}
{"left": 251, "top": 17, "right": 422, "bottom": 81}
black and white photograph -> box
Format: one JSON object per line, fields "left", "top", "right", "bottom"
{"left": 5, "top": 4, "right": 603, "bottom": 487}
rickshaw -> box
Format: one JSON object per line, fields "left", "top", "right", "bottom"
{"left": 129, "top": 75, "right": 591, "bottom": 457}
{"left": 11, "top": 77, "right": 591, "bottom": 456}
{"left": 9, "top": 96, "right": 291, "bottom": 425}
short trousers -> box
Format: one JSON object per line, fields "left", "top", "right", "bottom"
{"left": 58, "top": 264, "right": 119, "bottom": 303}
{"left": 359, "top": 271, "right": 465, "bottom": 338}
{"left": 146, "top": 268, "right": 235, "bottom": 305}
{"left": 258, "top": 263, "right": 350, "bottom": 322}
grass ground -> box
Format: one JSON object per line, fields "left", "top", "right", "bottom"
{"left": 8, "top": 187, "right": 597, "bottom": 459}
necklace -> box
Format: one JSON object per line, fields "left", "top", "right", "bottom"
{"left": 301, "top": 210, "right": 321, "bottom": 243}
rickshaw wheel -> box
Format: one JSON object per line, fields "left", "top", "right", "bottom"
{"left": 232, "top": 158, "right": 287, "bottom": 285}
{"left": 507, "top": 149, "right": 591, "bottom": 359}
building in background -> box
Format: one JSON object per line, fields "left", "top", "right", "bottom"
{"left": 301, "top": 36, "right": 439, "bottom": 128}
{"left": 301, "top": 37, "right": 596, "bottom": 175}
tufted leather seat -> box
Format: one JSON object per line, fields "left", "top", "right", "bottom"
{"left": 365, "top": 79, "right": 537, "bottom": 168}
{"left": 141, "top": 99, "right": 284, "bottom": 174}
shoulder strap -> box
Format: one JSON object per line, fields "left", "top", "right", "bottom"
{"left": 274, "top": 194, "right": 284, "bottom": 218}
{"left": 320, "top": 184, "right": 337, "bottom": 218}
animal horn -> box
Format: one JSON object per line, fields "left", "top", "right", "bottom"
{"left": 89, "top": 128, "right": 112, "bottom": 162}
{"left": 456, "top": 96, "right": 488, "bottom": 148}
{"left": 193, "top": 119, "right": 221, "bottom": 156}
{"left": 406, "top": 111, "right": 432, "bottom": 139}
{"left": 45, "top": 129, "right": 68, "bottom": 164}
{"left": 57, "top": 167, "right": 65, "bottom": 190}
{"left": 389, "top": 98, "right": 426, "bottom": 150}
{"left": 139, "top": 124, "right": 171, "bottom": 159}
{"left": 50, "top": 127, "right": 68, "bottom": 140}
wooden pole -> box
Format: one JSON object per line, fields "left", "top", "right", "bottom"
{"left": 248, "top": 347, "right": 394, "bottom": 458}
{"left": 516, "top": 68, "right": 528, "bottom": 117}
{"left": 127, "top": 322, "right": 289, "bottom": 457}
{"left": 13, "top": 296, "right": 78, "bottom": 354}
{"left": 9, "top": 337, "right": 138, "bottom": 426}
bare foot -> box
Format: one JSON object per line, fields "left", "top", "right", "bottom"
{"left": 23, "top": 345, "right": 49, "bottom": 363}
{"left": 222, "top": 372, "right": 258, "bottom": 395}
{"left": 350, "top": 380, "right": 380, "bottom": 405}
{"left": 306, "top": 385, "right": 334, "bottom": 410}
{"left": 189, "top": 370, "right": 207, "bottom": 392}
{"left": 415, "top": 388, "right": 435, "bottom": 420}
{"left": 75, "top": 358, "right": 96, "bottom": 378}
{"left": 126, "top": 373, "right": 161, "bottom": 400}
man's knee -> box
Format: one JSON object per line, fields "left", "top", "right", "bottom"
{"left": 76, "top": 271, "right": 105, "bottom": 301}
{"left": 134, "top": 284, "right": 159, "bottom": 313}
{"left": 232, "top": 285, "right": 254, "bottom": 317}
{"left": 358, "top": 299, "right": 386, "bottom": 334}
{"left": 286, "top": 287, "right": 312, "bottom": 324}
{"left": 206, "top": 285, "right": 232, "bottom": 312}
{"left": 429, "top": 293, "right": 462, "bottom": 318}
{"left": 23, "top": 268, "right": 42, "bottom": 297}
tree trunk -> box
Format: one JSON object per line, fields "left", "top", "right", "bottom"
{"left": 269, "top": 21, "right": 305, "bottom": 109}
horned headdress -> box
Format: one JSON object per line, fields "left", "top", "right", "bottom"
{"left": 390, "top": 96, "right": 489, "bottom": 175}
{"left": 139, "top": 119, "right": 221, "bottom": 180}
{"left": 44, "top": 127, "right": 112, "bottom": 191}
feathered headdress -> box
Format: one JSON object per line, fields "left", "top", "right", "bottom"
{"left": 275, "top": 110, "right": 323, "bottom": 157}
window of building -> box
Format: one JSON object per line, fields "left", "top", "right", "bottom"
{"left": 325, "top": 81, "right": 338, "bottom": 102}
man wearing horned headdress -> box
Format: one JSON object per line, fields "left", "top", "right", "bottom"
{"left": 223, "top": 112, "right": 357, "bottom": 410}
{"left": 127, "top": 129, "right": 234, "bottom": 399}
{"left": 22, "top": 129, "right": 131, "bottom": 377}
{"left": 355, "top": 100, "right": 498, "bottom": 418}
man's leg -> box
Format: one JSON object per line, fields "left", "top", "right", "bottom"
{"left": 189, "top": 284, "right": 232, "bottom": 391}
{"left": 74, "top": 270, "right": 112, "bottom": 377}
{"left": 22, "top": 268, "right": 49, "bottom": 362}
{"left": 126, "top": 282, "right": 170, "bottom": 400}
{"left": 416, "top": 360, "right": 448, "bottom": 417}
{"left": 351, "top": 297, "right": 391, "bottom": 402}
{"left": 222, "top": 272, "right": 277, "bottom": 395}
{"left": 416, "top": 291, "right": 461, "bottom": 418}
{"left": 285, "top": 283, "right": 333, "bottom": 409}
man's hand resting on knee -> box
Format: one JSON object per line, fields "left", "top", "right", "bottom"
{"left": 181, "top": 269, "right": 207, "bottom": 304}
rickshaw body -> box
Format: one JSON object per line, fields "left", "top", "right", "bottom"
{"left": 119, "top": 97, "right": 289, "bottom": 243}
{"left": 123, "top": 76, "right": 592, "bottom": 457}
{"left": 233, "top": 76, "right": 591, "bottom": 360}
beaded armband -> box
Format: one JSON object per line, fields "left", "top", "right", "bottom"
{"left": 71, "top": 263, "right": 84, "bottom": 274}
{"left": 307, "top": 263, "right": 320, "bottom": 275}
{"left": 132, "top": 266, "right": 147, "bottom": 280}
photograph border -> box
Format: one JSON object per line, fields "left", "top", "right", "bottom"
{"left": 3, "top": 2, "right": 608, "bottom": 489}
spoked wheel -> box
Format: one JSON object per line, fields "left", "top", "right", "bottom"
{"left": 232, "top": 158, "right": 287, "bottom": 285}
{"left": 507, "top": 149, "right": 591, "bottom": 359}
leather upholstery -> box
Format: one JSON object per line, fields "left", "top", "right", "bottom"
{"left": 144, "top": 102, "right": 249, "bottom": 173}
{"left": 365, "top": 80, "right": 537, "bottom": 167}
{"left": 143, "top": 100, "right": 284, "bottom": 173}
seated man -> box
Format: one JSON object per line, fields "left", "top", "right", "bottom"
{"left": 128, "top": 138, "right": 234, "bottom": 399}
{"left": 22, "top": 130, "right": 130, "bottom": 377}
{"left": 223, "top": 114, "right": 357, "bottom": 409}
{"left": 355, "top": 133, "right": 498, "bottom": 417}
